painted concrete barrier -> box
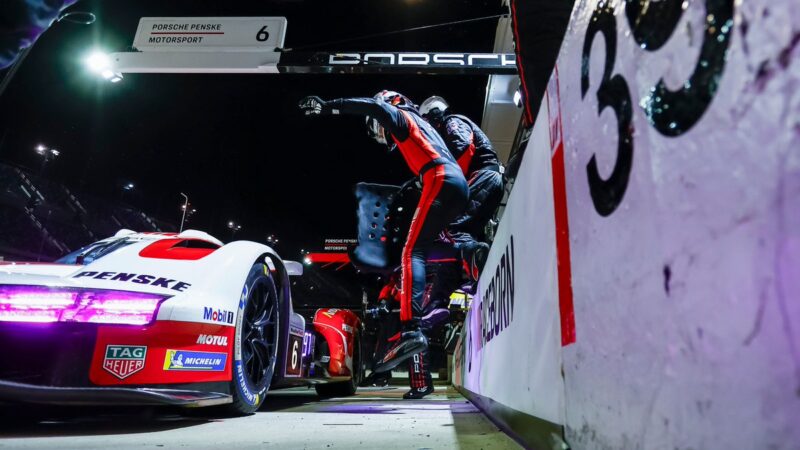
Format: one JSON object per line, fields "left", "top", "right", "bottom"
{"left": 455, "top": 1, "right": 800, "bottom": 448}
{"left": 453, "top": 101, "right": 566, "bottom": 449}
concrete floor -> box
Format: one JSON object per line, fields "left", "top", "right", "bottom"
{"left": 0, "top": 386, "right": 521, "bottom": 449}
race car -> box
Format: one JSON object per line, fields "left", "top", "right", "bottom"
{"left": 0, "top": 229, "right": 364, "bottom": 414}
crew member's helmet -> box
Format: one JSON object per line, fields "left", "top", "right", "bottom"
{"left": 419, "top": 96, "right": 449, "bottom": 126}
{"left": 376, "top": 90, "right": 414, "bottom": 109}
{"left": 366, "top": 90, "right": 415, "bottom": 149}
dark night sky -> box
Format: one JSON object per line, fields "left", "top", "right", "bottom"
{"left": 0, "top": 0, "right": 502, "bottom": 257}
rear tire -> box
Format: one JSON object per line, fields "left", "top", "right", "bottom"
{"left": 315, "top": 329, "right": 364, "bottom": 398}
{"left": 226, "top": 263, "right": 280, "bottom": 415}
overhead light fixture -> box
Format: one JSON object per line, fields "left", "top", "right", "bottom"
{"left": 86, "top": 50, "right": 123, "bottom": 82}
{"left": 86, "top": 51, "right": 111, "bottom": 73}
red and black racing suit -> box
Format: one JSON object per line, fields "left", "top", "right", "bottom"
{"left": 326, "top": 98, "right": 468, "bottom": 324}
{"left": 408, "top": 114, "right": 505, "bottom": 392}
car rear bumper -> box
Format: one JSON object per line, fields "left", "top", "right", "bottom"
{"left": 0, "top": 379, "right": 231, "bottom": 407}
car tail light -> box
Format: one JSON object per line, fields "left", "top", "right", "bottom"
{"left": 0, "top": 285, "right": 167, "bottom": 325}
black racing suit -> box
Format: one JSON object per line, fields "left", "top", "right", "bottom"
{"left": 438, "top": 114, "right": 504, "bottom": 249}
{"left": 326, "top": 98, "right": 468, "bottom": 324}
{"left": 408, "top": 114, "right": 505, "bottom": 389}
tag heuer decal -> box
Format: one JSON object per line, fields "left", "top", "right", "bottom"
{"left": 103, "top": 345, "right": 147, "bottom": 379}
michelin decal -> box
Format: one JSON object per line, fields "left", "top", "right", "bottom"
{"left": 163, "top": 350, "right": 227, "bottom": 371}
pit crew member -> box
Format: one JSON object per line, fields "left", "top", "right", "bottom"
{"left": 299, "top": 91, "right": 468, "bottom": 375}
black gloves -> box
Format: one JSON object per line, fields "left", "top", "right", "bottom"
{"left": 298, "top": 96, "right": 331, "bottom": 116}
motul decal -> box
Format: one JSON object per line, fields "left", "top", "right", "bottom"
{"left": 197, "top": 334, "right": 228, "bottom": 346}
{"left": 103, "top": 345, "right": 147, "bottom": 379}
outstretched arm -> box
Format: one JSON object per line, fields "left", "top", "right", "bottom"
{"left": 299, "top": 96, "right": 410, "bottom": 141}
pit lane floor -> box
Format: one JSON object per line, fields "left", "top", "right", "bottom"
{"left": 0, "top": 385, "right": 521, "bottom": 449}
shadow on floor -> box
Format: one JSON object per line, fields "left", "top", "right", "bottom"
{"left": 0, "top": 404, "right": 210, "bottom": 438}
{"left": 449, "top": 398, "right": 523, "bottom": 449}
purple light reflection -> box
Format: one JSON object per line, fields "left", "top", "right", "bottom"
{"left": 0, "top": 285, "right": 165, "bottom": 325}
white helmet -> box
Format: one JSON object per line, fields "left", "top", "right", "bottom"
{"left": 419, "top": 96, "right": 449, "bottom": 118}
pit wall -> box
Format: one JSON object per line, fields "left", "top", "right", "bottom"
{"left": 453, "top": 100, "right": 566, "bottom": 449}
{"left": 454, "top": 1, "right": 800, "bottom": 449}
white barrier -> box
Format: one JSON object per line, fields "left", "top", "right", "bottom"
{"left": 453, "top": 100, "right": 567, "bottom": 448}
{"left": 455, "top": 1, "right": 800, "bottom": 448}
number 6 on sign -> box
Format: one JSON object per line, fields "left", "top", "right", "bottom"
{"left": 256, "top": 26, "right": 269, "bottom": 42}
{"left": 132, "top": 17, "right": 287, "bottom": 52}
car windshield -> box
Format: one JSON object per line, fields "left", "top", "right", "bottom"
{"left": 55, "top": 237, "right": 136, "bottom": 265}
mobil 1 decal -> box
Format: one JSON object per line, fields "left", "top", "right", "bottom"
{"left": 580, "top": 0, "right": 734, "bottom": 216}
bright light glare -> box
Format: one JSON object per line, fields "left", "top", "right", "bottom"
{"left": 513, "top": 90, "right": 523, "bottom": 108}
{"left": 0, "top": 285, "right": 165, "bottom": 325}
{"left": 86, "top": 51, "right": 112, "bottom": 73}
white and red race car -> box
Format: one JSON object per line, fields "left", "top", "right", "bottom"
{"left": 0, "top": 230, "right": 364, "bottom": 414}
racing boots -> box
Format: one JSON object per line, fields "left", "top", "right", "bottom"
{"left": 373, "top": 327, "right": 428, "bottom": 374}
{"left": 403, "top": 385, "right": 435, "bottom": 399}
{"left": 360, "top": 371, "right": 392, "bottom": 387}
{"left": 419, "top": 307, "right": 450, "bottom": 330}
{"left": 461, "top": 241, "right": 490, "bottom": 294}
{"left": 462, "top": 241, "right": 490, "bottom": 281}
{"left": 405, "top": 350, "right": 433, "bottom": 399}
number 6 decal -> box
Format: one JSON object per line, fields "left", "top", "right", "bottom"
{"left": 291, "top": 339, "right": 299, "bottom": 369}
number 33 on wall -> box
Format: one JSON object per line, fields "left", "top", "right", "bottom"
{"left": 580, "top": 0, "right": 734, "bottom": 217}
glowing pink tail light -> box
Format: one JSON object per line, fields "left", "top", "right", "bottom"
{"left": 0, "top": 285, "right": 167, "bottom": 325}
